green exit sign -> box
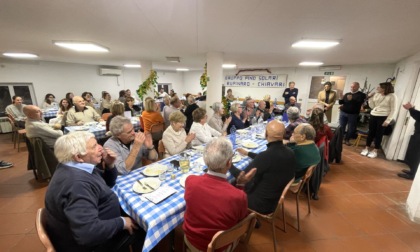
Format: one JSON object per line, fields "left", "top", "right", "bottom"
{"left": 324, "top": 72, "right": 334, "bottom": 75}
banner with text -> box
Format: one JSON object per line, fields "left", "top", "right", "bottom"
{"left": 224, "top": 74, "right": 287, "bottom": 88}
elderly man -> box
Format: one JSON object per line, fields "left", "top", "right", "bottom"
{"left": 339, "top": 82, "right": 366, "bottom": 145}
{"left": 44, "top": 132, "right": 144, "bottom": 252}
{"left": 241, "top": 97, "right": 256, "bottom": 124}
{"left": 6, "top": 96, "right": 26, "bottom": 128}
{"left": 183, "top": 137, "right": 248, "bottom": 251}
{"left": 254, "top": 100, "right": 272, "bottom": 123}
{"left": 104, "top": 116, "right": 157, "bottom": 174}
{"left": 235, "top": 120, "right": 296, "bottom": 214}
{"left": 66, "top": 96, "right": 102, "bottom": 126}
{"left": 23, "top": 105, "right": 63, "bottom": 149}
{"left": 163, "top": 96, "right": 182, "bottom": 128}
{"left": 284, "top": 96, "right": 301, "bottom": 112}
{"left": 288, "top": 123, "right": 321, "bottom": 181}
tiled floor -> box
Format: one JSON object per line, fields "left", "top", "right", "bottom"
{"left": 1, "top": 132, "right": 420, "bottom": 252}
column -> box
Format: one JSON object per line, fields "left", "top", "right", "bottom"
{"left": 140, "top": 61, "right": 155, "bottom": 102}
{"left": 206, "top": 52, "right": 224, "bottom": 118}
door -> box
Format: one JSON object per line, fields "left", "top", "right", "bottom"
{"left": 157, "top": 83, "right": 171, "bottom": 95}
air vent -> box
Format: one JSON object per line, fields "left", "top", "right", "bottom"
{"left": 166, "top": 57, "right": 180, "bottom": 63}
{"left": 99, "top": 68, "right": 122, "bottom": 76}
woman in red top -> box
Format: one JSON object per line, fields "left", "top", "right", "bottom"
{"left": 309, "top": 107, "right": 333, "bottom": 143}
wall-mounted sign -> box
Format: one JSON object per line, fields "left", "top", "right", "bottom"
{"left": 224, "top": 74, "right": 287, "bottom": 88}
{"left": 324, "top": 72, "right": 334, "bottom": 75}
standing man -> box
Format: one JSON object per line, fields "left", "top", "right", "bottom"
{"left": 317, "top": 82, "right": 337, "bottom": 122}
{"left": 338, "top": 82, "right": 366, "bottom": 145}
{"left": 283, "top": 81, "right": 299, "bottom": 105}
{"left": 6, "top": 96, "right": 26, "bottom": 128}
{"left": 104, "top": 116, "right": 158, "bottom": 174}
{"left": 398, "top": 102, "right": 420, "bottom": 180}
{"left": 23, "top": 105, "right": 63, "bottom": 149}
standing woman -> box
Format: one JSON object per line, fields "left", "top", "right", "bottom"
{"left": 100, "top": 92, "right": 112, "bottom": 114}
{"left": 361, "top": 82, "right": 398, "bottom": 158}
{"left": 317, "top": 82, "right": 337, "bottom": 122}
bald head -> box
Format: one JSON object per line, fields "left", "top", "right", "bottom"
{"left": 266, "top": 120, "right": 285, "bottom": 142}
{"left": 23, "top": 105, "right": 42, "bottom": 120}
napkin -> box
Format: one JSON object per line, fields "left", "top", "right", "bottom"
{"left": 144, "top": 186, "right": 177, "bottom": 204}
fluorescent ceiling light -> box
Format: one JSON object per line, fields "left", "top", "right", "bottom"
{"left": 3, "top": 52, "right": 38, "bottom": 58}
{"left": 292, "top": 39, "right": 340, "bottom": 49}
{"left": 299, "top": 61, "right": 324, "bottom": 66}
{"left": 222, "top": 64, "right": 236, "bottom": 69}
{"left": 124, "top": 64, "right": 141, "bottom": 68}
{"left": 176, "top": 68, "right": 189, "bottom": 71}
{"left": 54, "top": 41, "right": 109, "bottom": 52}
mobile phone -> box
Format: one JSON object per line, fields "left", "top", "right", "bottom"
{"left": 170, "top": 160, "right": 180, "bottom": 168}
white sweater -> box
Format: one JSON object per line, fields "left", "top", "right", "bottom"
{"left": 162, "top": 125, "right": 189, "bottom": 157}
{"left": 189, "top": 122, "right": 221, "bottom": 146}
{"left": 369, "top": 93, "right": 398, "bottom": 123}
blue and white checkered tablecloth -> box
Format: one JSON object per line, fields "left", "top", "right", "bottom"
{"left": 42, "top": 109, "right": 58, "bottom": 118}
{"left": 64, "top": 120, "right": 140, "bottom": 139}
{"left": 112, "top": 133, "right": 267, "bottom": 252}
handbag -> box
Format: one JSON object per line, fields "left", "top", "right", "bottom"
{"left": 383, "top": 119, "right": 396, "bottom": 136}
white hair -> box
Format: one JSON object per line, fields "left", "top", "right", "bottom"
{"left": 109, "top": 116, "right": 131, "bottom": 136}
{"left": 203, "top": 137, "right": 233, "bottom": 172}
{"left": 54, "top": 131, "right": 95, "bottom": 163}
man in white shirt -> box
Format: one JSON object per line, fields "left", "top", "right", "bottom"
{"left": 23, "top": 105, "right": 63, "bottom": 149}
{"left": 158, "top": 88, "right": 169, "bottom": 98}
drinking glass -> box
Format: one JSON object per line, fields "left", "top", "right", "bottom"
{"left": 159, "top": 171, "right": 166, "bottom": 181}
{"left": 180, "top": 155, "right": 190, "bottom": 173}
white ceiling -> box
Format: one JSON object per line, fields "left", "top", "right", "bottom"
{"left": 1, "top": 0, "right": 420, "bottom": 71}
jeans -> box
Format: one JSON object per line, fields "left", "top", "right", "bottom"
{"left": 339, "top": 111, "right": 358, "bottom": 141}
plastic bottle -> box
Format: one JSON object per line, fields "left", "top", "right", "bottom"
{"left": 230, "top": 126, "right": 236, "bottom": 146}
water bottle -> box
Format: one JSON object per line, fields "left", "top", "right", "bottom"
{"left": 274, "top": 98, "right": 277, "bottom": 106}
{"left": 282, "top": 111, "right": 288, "bottom": 122}
{"left": 230, "top": 126, "right": 236, "bottom": 146}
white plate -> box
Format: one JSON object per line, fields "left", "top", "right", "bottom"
{"left": 232, "top": 154, "right": 241, "bottom": 163}
{"left": 242, "top": 141, "right": 258, "bottom": 148}
{"left": 74, "top": 126, "right": 90, "bottom": 131}
{"left": 192, "top": 145, "right": 205, "bottom": 152}
{"left": 236, "top": 129, "right": 249, "bottom": 134}
{"left": 85, "top": 122, "right": 98, "bottom": 126}
{"left": 133, "top": 177, "right": 161, "bottom": 194}
{"left": 179, "top": 174, "right": 193, "bottom": 188}
{"left": 142, "top": 164, "right": 167, "bottom": 177}
{"left": 256, "top": 134, "right": 265, "bottom": 139}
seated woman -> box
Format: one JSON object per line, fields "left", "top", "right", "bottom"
{"left": 227, "top": 103, "right": 249, "bottom": 133}
{"left": 55, "top": 98, "right": 71, "bottom": 127}
{"left": 100, "top": 92, "right": 112, "bottom": 114}
{"left": 208, "top": 102, "right": 231, "bottom": 134}
{"left": 141, "top": 97, "right": 164, "bottom": 133}
{"left": 41, "top": 93, "right": 58, "bottom": 109}
{"left": 308, "top": 107, "right": 333, "bottom": 143}
{"left": 106, "top": 101, "right": 125, "bottom": 132}
{"left": 284, "top": 106, "right": 306, "bottom": 140}
{"left": 184, "top": 95, "right": 199, "bottom": 133}
{"left": 82, "top": 91, "right": 96, "bottom": 109}
{"left": 162, "top": 111, "right": 196, "bottom": 157}
{"left": 288, "top": 123, "right": 321, "bottom": 181}
{"left": 190, "top": 108, "right": 223, "bottom": 146}
{"left": 124, "top": 96, "right": 135, "bottom": 116}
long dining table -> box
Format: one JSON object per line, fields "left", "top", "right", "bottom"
{"left": 112, "top": 127, "right": 269, "bottom": 252}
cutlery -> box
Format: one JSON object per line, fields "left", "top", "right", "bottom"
{"left": 137, "top": 180, "right": 147, "bottom": 190}
{"left": 144, "top": 182, "right": 155, "bottom": 190}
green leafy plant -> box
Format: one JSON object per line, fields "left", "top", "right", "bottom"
{"left": 137, "top": 70, "right": 158, "bottom": 100}
{"left": 200, "top": 63, "right": 208, "bottom": 91}
{"left": 221, "top": 96, "right": 230, "bottom": 116}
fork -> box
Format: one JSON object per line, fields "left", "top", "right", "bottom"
{"left": 137, "top": 180, "right": 147, "bottom": 190}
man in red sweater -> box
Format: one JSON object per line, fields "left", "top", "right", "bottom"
{"left": 183, "top": 137, "right": 249, "bottom": 251}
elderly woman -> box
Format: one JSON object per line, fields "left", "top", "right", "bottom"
{"left": 184, "top": 95, "right": 199, "bottom": 133}
{"left": 100, "top": 92, "right": 112, "bottom": 114}
{"left": 288, "top": 123, "right": 321, "bottom": 181}
{"left": 284, "top": 106, "right": 306, "bottom": 140}
{"left": 44, "top": 131, "right": 143, "bottom": 251}
{"left": 308, "top": 107, "right": 333, "bottom": 143}
{"left": 162, "top": 111, "right": 196, "bottom": 157}
{"left": 106, "top": 101, "right": 125, "bottom": 131}
{"left": 190, "top": 108, "right": 223, "bottom": 146}
{"left": 227, "top": 103, "right": 248, "bottom": 133}
{"left": 141, "top": 97, "right": 164, "bottom": 133}
{"left": 208, "top": 102, "right": 231, "bottom": 134}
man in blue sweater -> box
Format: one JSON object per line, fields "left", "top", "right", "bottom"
{"left": 44, "top": 131, "right": 144, "bottom": 252}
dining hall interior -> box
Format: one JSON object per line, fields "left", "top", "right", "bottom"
{"left": 1, "top": 0, "right": 420, "bottom": 251}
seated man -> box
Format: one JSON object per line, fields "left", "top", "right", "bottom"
{"left": 44, "top": 131, "right": 144, "bottom": 252}
{"left": 23, "top": 105, "right": 63, "bottom": 149}
{"left": 254, "top": 100, "right": 273, "bottom": 123}
{"left": 287, "top": 123, "right": 321, "bottom": 181}
{"left": 6, "top": 95, "right": 26, "bottom": 128}
{"left": 183, "top": 137, "right": 248, "bottom": 251}
{"left": 66, "top": 96, "right": 103, "bottom": 126}
{"left": 104, "top": 116, "right": 158, "bottom": 175}
{"left": 283, "top": 96, "right": 301, "bottom": 113}
{"left": 235, "top": 120, "right": 296, "bottom": 214}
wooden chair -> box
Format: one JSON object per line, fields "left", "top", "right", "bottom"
{"left": 158, "top": 140, "right": 165, "bottom": 159}
{"left": 288, "top": 165, "right": 317, "bottom": 231}
{"left": 249, "top": 178, "right": 294, "bottom": 252}
{"left": 184, "top": 213, "right": 256, "bottom": 252}
{"left": 35, "top": 208, "right": 56, "bottom": 252}
{"left": 101, "top": 112, "right": 111, "bottom": 121}
{"left": 353, "top": 130, "right": 368, "bottom": 148}
{"left": 140, "top": 116, "right": 145, "bottom": 131}
{"left": 150, "top": 122, "right": 164, "bottom": 149}
{"left": 7, "top": 117, "right": 17, "bottom": 142}
{"left": 7, "top": 114, "right": 26, "bottom": 151}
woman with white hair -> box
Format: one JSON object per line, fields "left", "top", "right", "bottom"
{"left": 227, "top": 103, "right": 248, "bottom": 133}
{"left": 284, "top": 106, "right": 306, "bottom": 140}
{"left": 162, "top": 111, "right": 196, "bottom": 157}
{"left": 44, "top": 131, "right": 144, "bottom": 251}
{"left": 208, "top": 102, "right": 232, "bottom": 134}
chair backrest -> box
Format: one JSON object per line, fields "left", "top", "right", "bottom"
{"left": 272, "top": 177, "right": 295, "bottom": 217}
{"left": 140, "top": 116, "right": 145, "bottom": 131}
{"left": 7, "top": 113, "right": 19, "bottom": 128}
{"left": 35, "top": 208, "right": 56, "bottom": 252}
{"left": 158, "top": 140, "right": 165, "bottom": 159}
{"left": 6, "top": 117, "right": 17, "bottom": 131}
{"left": 295, "top": 165, "right": 317, "bottom": 194}
{"left": 28, "top": 137, "right": 58, "bottom": 180}
{"left": 207, "top": 212, "right": 256, "bottom": 252}
{"left": 101, "top": 112, "right": 111, "bottom": 121}
{"left": 150, "top": 123, "right": 164, "bottom": 141}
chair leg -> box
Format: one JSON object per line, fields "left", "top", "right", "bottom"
{"left": 17, "top": 133, "right": 21, "bottom": 152}
{"left": 282, "top": 202, "right": 286, "bottom": 232}
{"left": 296, "top": 193, "right": 301, "bottom": 232}
{"left": 271, "top": 220, "right": 277, "bottom": 252}
{"left": 306, "top": 183, "right": 311, "bottom": 214}
{"left": 13, "top": 132, "right": 17, "bottom": 149}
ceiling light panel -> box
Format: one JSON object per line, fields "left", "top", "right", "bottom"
{"left": 176, "top": 68, "right": 189, "bottom": 71}
{"left": 3, "top": 52, "right": 38, "bottom": 58}
{"left": 299, "top": 61, "right": 324, "bottom": 66}
{"left": 222, "top": 64, "right": 237, "bottom": 69}
{"left": 124, "top": 64, "right": 141, "bottom": 68}
{"left": 292, "top": 39, "right": 340, "bottom": 49}
{"left": 54, "top": 41, "right": 109, "bottom": 52}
